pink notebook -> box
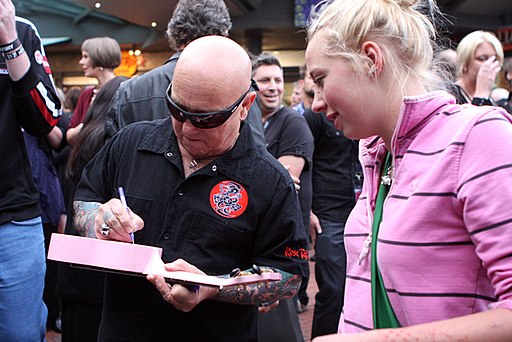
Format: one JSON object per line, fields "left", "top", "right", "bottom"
{"left": 48, "top": 233, "right": 281, "bottom": 288}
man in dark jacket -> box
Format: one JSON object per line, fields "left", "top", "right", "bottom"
{"left": 106, "top": 0, "right": 265, "bottom": 146}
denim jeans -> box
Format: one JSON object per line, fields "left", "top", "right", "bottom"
{"left": 0, "top": 217, "right": 47, "bottom": 341}
{"left": 311, "top": 218, "right": 346, "bottom": 339}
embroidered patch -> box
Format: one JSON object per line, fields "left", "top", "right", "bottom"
{"left": 34, "top": 50, "right": 43, "bottom": 64}
{"left": 209, "top": 180, "right": 248, "bottom": 218}
{"left": 284, "top": 247, "right": 309, "bottom": 260}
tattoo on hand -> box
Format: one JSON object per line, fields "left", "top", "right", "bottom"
{"left": 73, "top": 201, "right": 100, "bottom": 238}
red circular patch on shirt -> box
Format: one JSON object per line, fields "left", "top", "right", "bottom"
{"left": 209, "top": 181, "right": 248, "bottom": 218}
{"left": 34, "top": 50, "right": 44, "bottom": 64}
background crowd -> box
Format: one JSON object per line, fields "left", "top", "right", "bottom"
{"left": 2, "top": 0, "right": 512, "bottom": 341}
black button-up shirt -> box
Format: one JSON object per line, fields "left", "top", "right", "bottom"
{"left": 76, "top": 118, "right": 308, "bottom": 341}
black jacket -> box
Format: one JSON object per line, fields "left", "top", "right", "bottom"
{"left": 76, "top": 119, "right": 308, "bottom": 341}
{"left": 0, "top": 17, "right": 61, "bottom": 224}
{"left": 105, "top": 52, "right": 266, "bottom": 146}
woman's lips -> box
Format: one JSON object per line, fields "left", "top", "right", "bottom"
{"left": 326, "top": 112, "right": 338, "bottom": 122}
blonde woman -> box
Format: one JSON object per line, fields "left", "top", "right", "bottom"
{"left": 454, "top": 30, "right": 504, "bottom": 106}
{"left": 306, "top": 0, "right": 512, "bottom": 340}
{"left": 66, "top": 37, "right": 121, "bottom": 145}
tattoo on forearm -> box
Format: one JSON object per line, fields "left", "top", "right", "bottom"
{"left": 73, "top": 201, "right": 101, "bottom": 238}
{"left": 213, "top": 267, "right": 301, "bottom": 305}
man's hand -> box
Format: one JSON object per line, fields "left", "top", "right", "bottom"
{"left": 94, "top": 198, "right": 144, "bottom": 242}
{"left": 310, "top": 210, "right": 322, "bottom": 248}
{"left": 0, "top": 0, "right": 17, "bottom": 44}
{"left": 258, "top": 300, "right": 280, "bottom": 313}
{"left": 284, "top": 165, "right": 301, "bottom": 192}
{"left": 147, "top": 259, "right": 218, "bottom": 312}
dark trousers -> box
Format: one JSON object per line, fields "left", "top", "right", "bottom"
{"left": 61, "top": 299, "right": 102, "bottom": 342}
{"left": 43, "top": 223, "right": 60, "bottom": 327}
{"left": 297, "top": 269, "right": 309, "bottom": 306}
{"left": 258, "top": 298, "right": 304, "bottom": 342}
{"left": 311, "top": 219, "right": 346, "bottom": 339}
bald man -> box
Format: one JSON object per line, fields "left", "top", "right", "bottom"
{"left": 72, "top": 36, "right": 308, "bottom": 341}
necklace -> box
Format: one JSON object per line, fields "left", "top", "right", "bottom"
{"left": 381, "top": 164, "right": 393, "bottom": 186}
{"left": 358, "top": 152, "right": 393, "bottom": 265}
{"left": 380, "top": 152, "right": 394, "bottom": 186}
{"left": 189, "top": 159, "right": 200, "bottom": 169}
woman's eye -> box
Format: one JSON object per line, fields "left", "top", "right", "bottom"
{"left": 314, "top": 77, "right": 324, "bottom": 86}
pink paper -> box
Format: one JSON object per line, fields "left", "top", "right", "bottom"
{"left": 48, "top": 234, "right": 281, "bottom": 287}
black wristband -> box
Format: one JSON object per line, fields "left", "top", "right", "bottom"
{"left": 471, "top": 97, "right": 492, "bottom": 106}
{"left": 0, "top": 38, "right": 21, "bottom": 53}
{"left": 3, "top": 45, "right": 25, "bottom": 60}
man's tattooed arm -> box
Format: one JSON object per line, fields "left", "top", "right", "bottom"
{"left": 73, "top": 201, "right": 101, "bottom": 238}
{"left": 213, "top": 267, "right": 301, "bottom": 305}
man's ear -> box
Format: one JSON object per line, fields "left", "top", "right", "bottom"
{"left": 240, "top": 92, "right": 257, "bottom": 120}
{"left": 361, "top": 41, "right": 383, "bottom": 77}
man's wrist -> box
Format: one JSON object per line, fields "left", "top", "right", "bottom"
{"left": 3, "top": 45, "right": 25, "bottom": 60}
{"left": 0, "top": 38, "right": 21, "bottom": 53}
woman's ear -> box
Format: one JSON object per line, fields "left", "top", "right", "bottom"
{"left": 361, "top": 41, "right": 383, "bottom": 78}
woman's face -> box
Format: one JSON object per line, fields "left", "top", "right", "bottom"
{"left": 79, "top": 50, "right": 97, "bottom": 78}
{"left": 306, "top": 32, "right": 378, "bottom": 140}
{"left": 464, "top": 42, "right": 497, "bottom": 83}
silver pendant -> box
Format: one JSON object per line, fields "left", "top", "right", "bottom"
{"left": 381, "top": 166, "right": 393, "bottom": 186}
{"left": 189, "top": 160, "right": 199, "bottom": 169}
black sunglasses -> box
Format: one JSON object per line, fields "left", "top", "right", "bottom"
{"left": 165, "top": 81, "right": 254, "bottom": 129}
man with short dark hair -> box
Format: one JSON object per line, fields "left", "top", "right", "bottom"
{"left": 293, "top": 64, "right": 315, "bottom": 115}
{"left": 252, "top": 52, "right": 314, "bottom": 341}
{"left": 106, "top": 0, "right": 265, "bottom": 145}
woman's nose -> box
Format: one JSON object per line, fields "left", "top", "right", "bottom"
{"left": 311, "top": 92, "right": 326, "bottom": 113}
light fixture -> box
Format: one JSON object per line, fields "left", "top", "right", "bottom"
{"left": 128, "top": 44, "right": 142, "bottom": 57}
{"left": 151, "top": 21, "right": 157, "bottom": 28}
{"left": 94, "top": 2, "right": 101, "bottom": 9}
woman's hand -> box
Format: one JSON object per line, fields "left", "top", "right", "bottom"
{"left": 474, "top": 56, "right": 501, "bottom": 99}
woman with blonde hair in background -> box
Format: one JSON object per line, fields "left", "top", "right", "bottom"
{"left": 453, "top": 30, "right": 504, "bottom": 106}
{"left": 306, "top": 0, "right": 512, "bottom": 340}
{"left": 66, "top": 37, "right": 121, "bottom": 145}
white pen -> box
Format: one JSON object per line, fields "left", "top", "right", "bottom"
{"left": 118, "top": 187, "right": 134, "bottom": 243}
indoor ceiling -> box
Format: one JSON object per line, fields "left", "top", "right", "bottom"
{"left": 12, "top": 0, "right": 512, "bottom": 55}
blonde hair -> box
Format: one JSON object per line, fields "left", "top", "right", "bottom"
{"left": 81, "top": 37, "right": 121, "bottom": 69}
{"left": 455, "top": 31, "right": 504, "bottom": 78}
{"left": 308, "top": 0, "right": 445, "bottom": 95}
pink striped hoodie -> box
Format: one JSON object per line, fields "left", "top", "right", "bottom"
{"left": 340, "top": 91, "right": 512, "bottom": 332}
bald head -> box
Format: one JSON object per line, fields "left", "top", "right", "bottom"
{"left": 170, "top": 36, "right": 256, "bottom": 161}
{"left": 173, "top": 36, "right": 252, "bottom": 106}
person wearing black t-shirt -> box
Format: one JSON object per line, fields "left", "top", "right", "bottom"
{"left": 304, "top": 108, "right": 360, "bottom": 338}
{"left": 253, "top": 52, "right": 314, "bottom": 341}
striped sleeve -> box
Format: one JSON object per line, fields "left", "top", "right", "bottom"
{"left": 457, "top": 109, "right": 512, "bottom": 310}
{"left": 11, "top": 17, "right": 61, "bottom": 136}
